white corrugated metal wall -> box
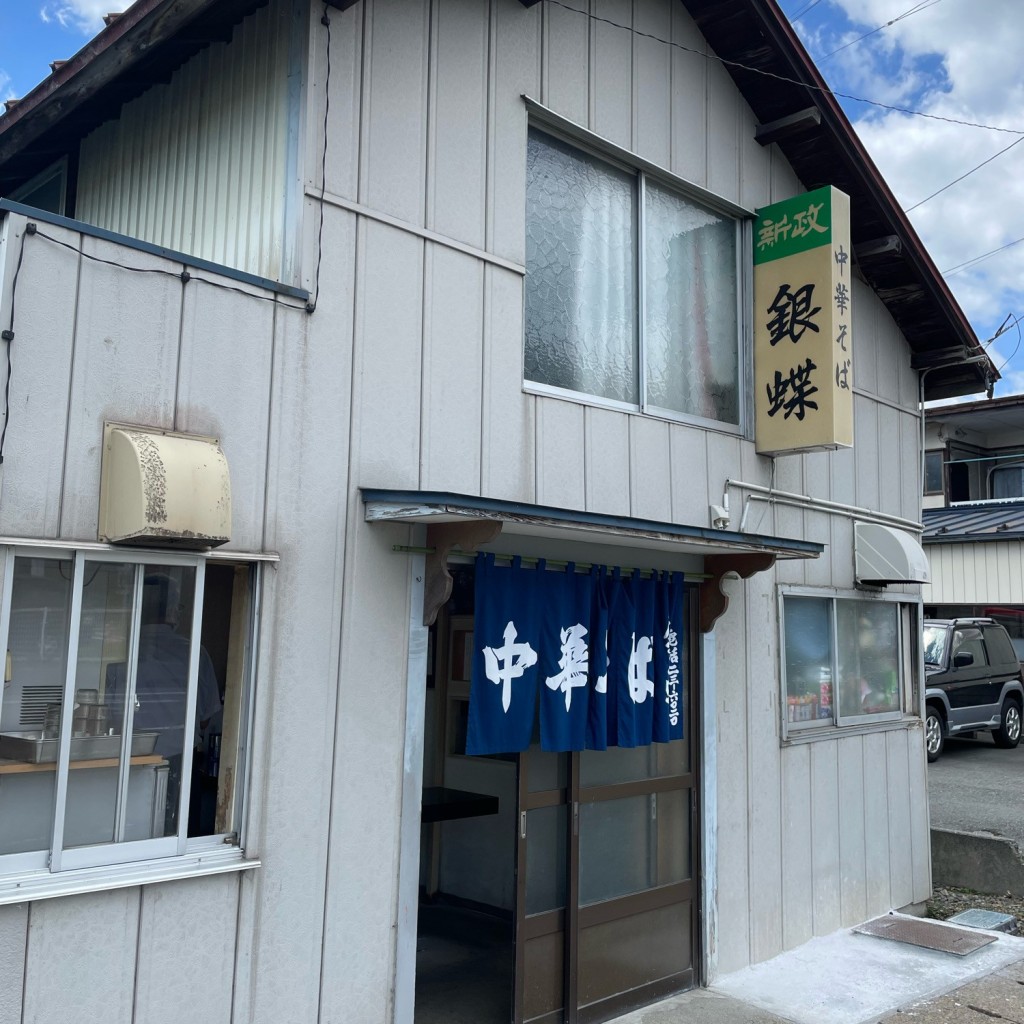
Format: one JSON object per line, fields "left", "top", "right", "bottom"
{"left": 76, "top": 0, "right": 302, "bottom": 284}
{"left": 925, "top": 541, "right": 1024, "bottom": 605}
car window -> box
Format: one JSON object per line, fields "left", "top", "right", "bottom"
{"left": 923, "top": 625, "right": 947, "bottom": 666}
{"left": 982, "top": 625, "right": 1018, "bottom": 667}
{"left": 952, "top": 628, "right": 988, "bottom": 667}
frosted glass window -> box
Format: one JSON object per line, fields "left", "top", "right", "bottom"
{"left": 645, "top": 180, "right": 739, "bottom": 423}
{"left": 525, "top": 130, "right": 638, "bottom": 404}
{"left": 525, "top": 128, "right": 743, "bottom": 424}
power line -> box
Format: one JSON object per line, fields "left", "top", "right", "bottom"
{"left": 906, "top": 135, "right": 1024, "bottom": 212}
{"left": 943, "top": 235, "right": 1024, "bottom": 276}
{"left": 790, "top": 0, "right": 824, "bottom": 22}
{"left": 819, "top": 0, "right": 945, "bottom": 61}
{"left": 543, "top": 0, "right": 1024, "bottom": 135}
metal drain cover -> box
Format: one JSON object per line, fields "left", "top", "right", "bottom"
{"left": 854, "top": 915, "right": 998, "bottom": 956}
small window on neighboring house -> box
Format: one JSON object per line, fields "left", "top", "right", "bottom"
{"left": 990, "top": 463, "right": 1024, "bottom": 500}
{"left": 10, "top": 158, "right": 67, "bottom": 216}
{"left": 0, "top": 548, "right": 259, "bottom": 881}
{"left": 781, "top": 592, "right": 917, "bottom": 736}
{"left": 924, "top": 450, "right": 944, "bottom": 495}
{"left": 524, "top": 127, "right": 744, "bottom": 429}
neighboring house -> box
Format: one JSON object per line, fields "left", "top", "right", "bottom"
{"left": 923, "top": 396, "right": 1024, "bottom": 655}
{"left": 0, "top": 2, "right": 995, "bottom": 1023}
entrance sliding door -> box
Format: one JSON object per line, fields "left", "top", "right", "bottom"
{"left": 514, "top": 583, "right": 699, "bottom": 1024}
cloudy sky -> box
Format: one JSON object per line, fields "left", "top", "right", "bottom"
{"left": 2, "top": 0, "right": 1022, "bottom": 395}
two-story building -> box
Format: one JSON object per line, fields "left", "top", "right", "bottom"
{"left": 0, "top": 1, "right": 995, "bottom": 1022}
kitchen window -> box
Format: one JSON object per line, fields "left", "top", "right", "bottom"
{"left": 524, "top": 127, "right": 744, "bottom": 429}
{"left": 0, "top": 547, "right": 258, "bottom": 884}
{"left": 781, "top": 591, "right": 919, "bottom": 737}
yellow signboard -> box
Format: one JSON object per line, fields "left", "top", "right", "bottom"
{"left": 753, "top": 186, "right": 853, "bottom": 456}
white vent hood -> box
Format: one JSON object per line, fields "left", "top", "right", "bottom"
{"left": 98, "top": 424, "right": 231, "bottom": 549}
{"left": 854, "top": 522, "right": 929, "bottom": 585}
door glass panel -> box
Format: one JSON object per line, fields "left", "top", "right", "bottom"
{"left": 579, "top": 789, "right": 689, "bottom": 905}
{"left": 528, "top": 748, "right": 568, "bottom": 793}
{"left": 579, "top": 740, "right": 687, "bottom": 787}
{"left": 526, "top": 804, "right": 567, "bottom": 915}
{"left": 0, "top": 557, "right": 72, "bottom": 855}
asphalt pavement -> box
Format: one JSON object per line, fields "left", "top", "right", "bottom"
{"left": 928, "top": 734, "right": 1024, "bottom": 847}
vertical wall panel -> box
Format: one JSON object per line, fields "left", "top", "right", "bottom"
{"left": 670, "top": 426, "right": 709, "bottom": 527}
{"left": 543, "top": 0, "right": 589, "bottom": 126}
{"left": 315, "top": 1, "right": 363, "bottom": 200}
{"left": 60, "top": 237, "right": 181, "bottom": 540}
{"left": 781, "top": 745, "right": 813, "bottom": 950}
{"left": 0, "top": 219, "right": 79, "bottom": 538}
{"left": 705, "top": 60, "right": 741, "bottom": 205}
{"left": 319, "top": 517, "right": 413, "bottom": 1024}
{"left": 77, "top": 0, "right": 297, "bottom": 283}
{"left": 536, "top": 398, "right": 586, "bottom": 508}
{"left": 585, "top": 407, "right": 631, "bottom": 516}
{"left": 747, "top": 574, "right": 783, "bottom": 963}
{"left": 908, "top": 728, "right": 932, "bottom": 904}
{"left": 633, "top": 0, "right": 672, "bottom": 167}
{"left": 428, "top": 0, "right": 489, "bottom": 247}
{"left": 133, "top": 876, "right": 239, "bottom": 1024}
{"left": 249, "top": 202, "right": 355, "bottom": 1023}
{"left": 0, "top": 903, "right": 26, "bottom": 1024}
{"left": 862, "top": 730, "right": 892, "bottom": 914}
{"left": 421, "top": 246, "right": 484, "bottom": 493}
{"left": 481, "top": 266, "right": 534, "bottom": 503}
{"left": 22, "top": 889, "right": 139, "bottom": 1024}
{"left": 352, "top": 221, "right": 423, "bottom": 488}
{"left": 360, "top": 0, "right": 430, "bottom": 225}
{"left": 487, "top": 0, "right": 541, "bottom": 261}
{"left": 591, "top": 0, "right": 633, "bottom": 149}
{"left": 669, "top": 7, "right": 707, "bottom": 187}
{"left": 837, "top": 736, "right": 867, "bottom": 925}
{"left": 629, "top": 416, "right": 672, "bottom": 521}
{"left": 886, "top": 730, "right": 914, "bottom": 908}
{"left": 810, "top": 742, "right": 840, "bottom": 936}
{"left": 177, "top": 278, "right": 277, "bottom": 553}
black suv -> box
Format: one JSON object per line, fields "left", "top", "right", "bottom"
{"left": 923, "top": 618, "right": 1024, "bottom": 762}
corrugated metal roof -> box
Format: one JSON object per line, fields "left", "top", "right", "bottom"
{"left": 923, "top": 501, "right": 1024, "bottom": 542}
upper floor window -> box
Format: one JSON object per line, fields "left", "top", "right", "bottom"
{"left": 524, "top": 128, "right": 743, "bottom": 429}
{"left": 990, "top": 463, "right": 1024, "bottom": 500}
{"left": 924, "top": 450, "right": 944, "bottom": 495}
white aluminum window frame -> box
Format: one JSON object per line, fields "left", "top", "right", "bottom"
{"left": 780, "top": 586, "right": 920, "bottom": 742}
{"left": 0, "top": 544, "right": 260, "bottom": 884}
{"left": 522, "top": 122, "right": 751, "bottom": 437}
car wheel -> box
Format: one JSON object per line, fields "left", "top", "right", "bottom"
{"left": 925, "top": 706, "right": 945, "bottom": 763}
{"left": 993, "top": 698, "right": 1022, "bottom": 749}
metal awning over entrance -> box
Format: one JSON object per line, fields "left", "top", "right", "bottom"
{"left": 361, "top": 489, "right": 823, "bottom": 633}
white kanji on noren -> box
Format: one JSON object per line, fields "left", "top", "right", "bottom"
{"left": 545, "top": 623, "right": 589, "bottom": 711}
{"left": 627, "top": 632, "right": 654, "bottom": 704}
{"left": 483, "top": 621, "right": 538, "bottom": 713}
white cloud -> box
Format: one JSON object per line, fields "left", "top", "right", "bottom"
{"left": 0, "top": 70, "right": 12, "bottom": 103}
{"left": 39, "top": 1, "right": 130, "bottom": 36}
{"left": 795, "top": 1, "right": 1024, "bottom": 394}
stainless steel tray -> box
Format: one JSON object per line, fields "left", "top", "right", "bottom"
{"left": 0, "top": 731, "right": 159, "bottom": 763}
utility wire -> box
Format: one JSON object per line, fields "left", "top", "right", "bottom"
{"left": 906, "top": 135, "right": 1024, "bottom": 212}
{"left": 943, "top": 235, "right": 1024, "bottom": 276}
{"left": 819, "top": 0, "right": 945, "bottom": 61}
{"left": 789, "top": 0, "right": 824, "bottom": 22}
{"left": 544, "top": 0, "right": 1024, "bottom": 135}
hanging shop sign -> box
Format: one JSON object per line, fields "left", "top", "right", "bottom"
{"left": 753, "top": 185, "right": 853, "bottom": 456}
{"left": 466, "top": 554, "right": 685, "bottom": 755}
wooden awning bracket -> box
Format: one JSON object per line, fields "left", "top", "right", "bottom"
{"left": 423, "top": 520, "right": 502, "bottom": 626}
{"left": 699, "top": 552, "right": 776, "bottom": 633}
